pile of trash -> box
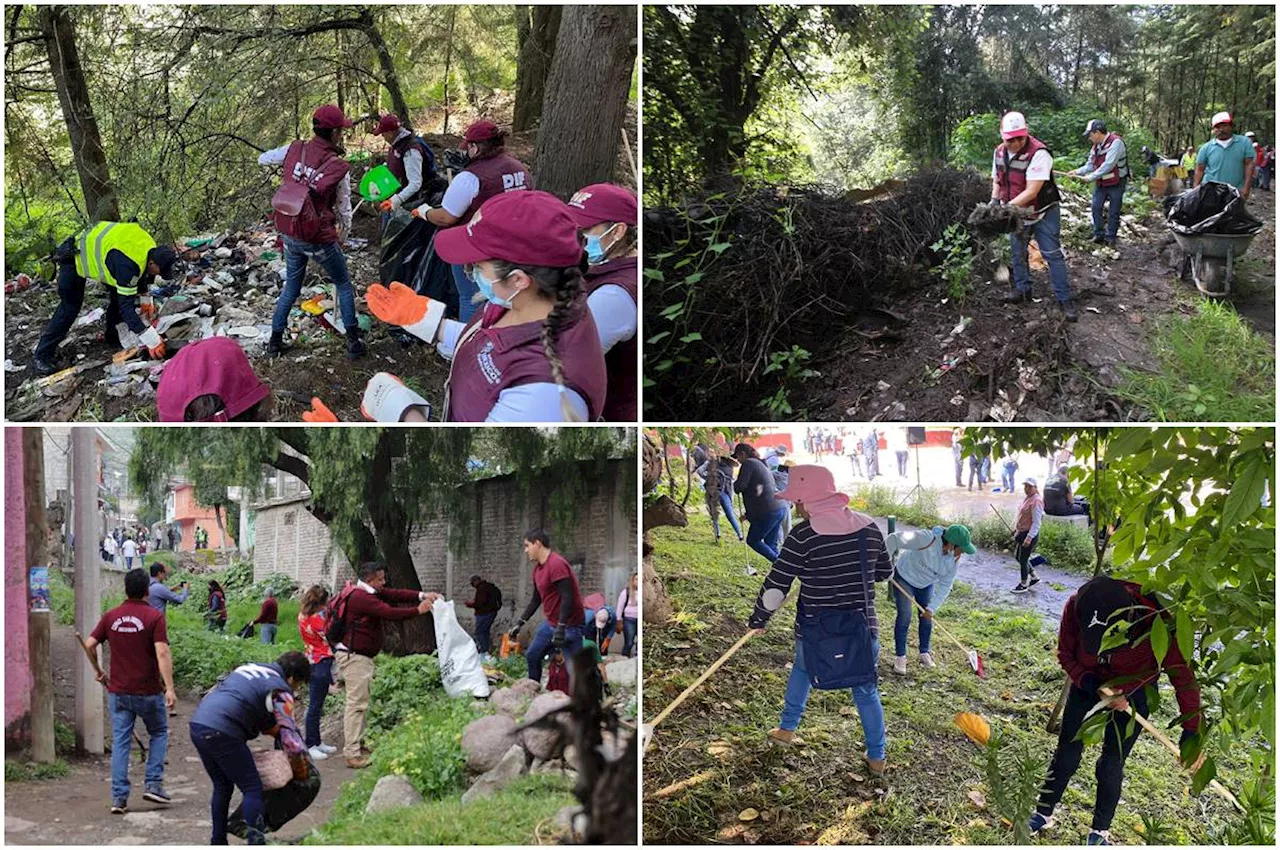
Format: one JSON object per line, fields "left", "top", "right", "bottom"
{"left": 5, "top": 221, "right": 378, "bottom": 419}
{"left": 1165, "top": 181, "right": 1264, "bottom": 236}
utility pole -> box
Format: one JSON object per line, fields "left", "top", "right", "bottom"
{"left": 23, "top": 429, "right": 55, "bottom": 763}
{"left": 72, "top": 428, "right": 103, "bottom": 753}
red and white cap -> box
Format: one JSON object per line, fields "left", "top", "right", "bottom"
{"left": 566, "top": 183, "right": 638, "bottom": 227}
{"left": 1211, "top": 111, "right": 1233, "bottom": 128}
{"left": 1001, "top": 111, "right": 1029, "bottom": 140}
{"left": 436, "top": 191, "right": 584, "bottom": 268}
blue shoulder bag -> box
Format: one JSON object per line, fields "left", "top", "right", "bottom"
{"left": 798, "top": 533, "right": 878, "bottom": 690}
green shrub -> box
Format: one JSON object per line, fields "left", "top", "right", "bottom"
{"left": 143, "top": 551, "right": 178, "bottom": 570}
{"left": 167, "top": 627, "right": 298, "bottom": 692}
{"left": 249, "top": 572, "right": 299, "bottom": 601}
{"left": 49, "top": 569, "right": 75, "bottom": 627}
{"left": 379, "top": 699, "right": 481, "bottom": 799}
{"left": 852, "top": 484, "right": 944, "bottom": 529}
{"left": 951, "top": 102, "right": 1157, "bottom": 172}
{"left": 4, "top": 759, "right": 71, "bottom": 782}
{"left": 222, "top": 559, "right": 255, "bottom": 598}
{"left": 366, "top": 654, "right": 444, "bottom": 737}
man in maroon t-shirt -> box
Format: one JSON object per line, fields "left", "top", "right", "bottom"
{"left": 85, "top": 568, "right": 177, "bottom": 813}
{"left": 508, "top": 529, "right": 586, "bottom": 683}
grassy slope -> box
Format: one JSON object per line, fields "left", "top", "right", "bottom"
{"left": 643, "top": 512, "right": 1252, "bottom": 845}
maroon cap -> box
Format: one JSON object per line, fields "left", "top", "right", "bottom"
{"left": 373, "top": 113, "right": 402, "bottom": 135}
{"left": 157, "top": 338, "right": 270, "bottom": 422}
{"left": 436, "top": 191, "right": 584, "bottom": 268}
{"left": 566, "top": 183, "right": 638, "bottom": 227}
{"left": 312, "top": 104, "right": 354, "bottom": 130}
{"left": 464, "top": 120, "right": 503, "bottom": 143}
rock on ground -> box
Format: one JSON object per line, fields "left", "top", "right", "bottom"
{"left": 462, "top": 714, "right": 519, "bottom": 773}
{"left": 604, "top": 658, "right": 637, "bottom": 688}
{"left": 461, "top": 745, "right": 528, "bottom": 804}
{"left": 508, "top": 677, "right": 542, "bottom": 699}
{"left": 365, "top": 774, "right": 424, "bottom": 814}
{"left": 519, "top": 691, "right": 572, "bottom": 761}
{"left": 490, "top": 687, "right": 532, "bottom": 718}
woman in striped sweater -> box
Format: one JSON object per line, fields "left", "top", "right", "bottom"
{"left": 747, "top": 465, "right": 895, "bottom": 776}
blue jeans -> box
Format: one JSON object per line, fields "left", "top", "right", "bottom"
{"left": 621, "top": 617, "right": 638, "bottom": 657}
{"left": 305, "top": 655, "right": 333, "bottom": 748}
{"left": 453, "top": 263, "right": 479, "bottom": 323}
{"left": 710, "top": 490, "right": 743, "bottom": 540}
{"left": 892, "top": 574, "right": 934, "bottom": 656}
{"left": 474, "top": 612, "right": 496, "bottom": 654}
{"left": 779, "top": 641, "right": 886, "bottom": 760}
{"left": 260, "top": 623, "right": 278, "bottom": 644}
{"left": 746, "top": 506, "right": 788, "bottom": 562}
{"left": 1001, "top": 461, "right": 1018, "bottom": 492}
{"left": 274, "top": 236, "right": 357, "bottom": 334}
{"left": 109, "top": 692, "right": 168, "bottom": 801}
{"left": 1091, "top": 179, "right": 1126, "bottom": 241}
{"left": 190, "top": 722, "right": 265, "bottom": 845}
{"left": 1010, "top": 205, "right": 1072, "bottom": 302}
{"left": 525, "top": 621, "right": 584, "bottom": 683}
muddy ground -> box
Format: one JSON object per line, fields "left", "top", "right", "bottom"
{"left": 3, "top": 622, "right": 356, "bottom": 845}
{"left": 815, "top": 188, "right": 1275, "bottom": 421}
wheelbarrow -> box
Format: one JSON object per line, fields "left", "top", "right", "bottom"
{"left": 1171, "top": 228, "right": 1262, "bottom": 297}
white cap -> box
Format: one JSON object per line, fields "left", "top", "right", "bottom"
{"left": 1001, "top": 111, "right": 1029, "bottom": 140}
{"left": 1211, "top": 111, "right": 1233, "bottom": 127}
{"left": 1023, "top": 476, "right": 1038, "bottom": 488}
{"left": 1245, "top": 131, "right": 1256, "bottom": 138}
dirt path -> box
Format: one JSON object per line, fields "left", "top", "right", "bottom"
{"left": 5, "top": 624, "right": 356, "bottom": 845}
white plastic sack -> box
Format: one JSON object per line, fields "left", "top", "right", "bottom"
{"left": 433, "top": 598, "right": 491, "bottom": 699}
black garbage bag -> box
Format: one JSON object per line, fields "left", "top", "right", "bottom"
{"left": 379, "top": 214, "right": 431, "bottom": 285}
{"left": 1165, "top": 181, "right": 1264, "bottom": 235}
{"left": 236, "top": 622, "right": 255, "bottom": 640}
{"left": 228, "top": 754, "right": 321, "bottom": 838}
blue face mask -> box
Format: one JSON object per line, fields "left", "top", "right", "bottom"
{"left": 584, "top": 223, "right": 620, "bottom": 265}
{"left": 471, "top": 266, "right": 515, "bottom": 309}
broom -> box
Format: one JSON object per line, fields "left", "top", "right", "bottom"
{"left": 643, "top": 631, "right": 756, "bottom": 752}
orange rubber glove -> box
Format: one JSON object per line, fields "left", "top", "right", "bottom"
{"left": 302, "top": 398, "right": 338, "bottom": 423}
{"left": 366, "top": 282, "right": 445, "bottom": 343}
{"left": 379, "top": 199, "right": 399, "bottom": 213}
{"left": 139, "top": 295, "right": 156, "bottom": 321}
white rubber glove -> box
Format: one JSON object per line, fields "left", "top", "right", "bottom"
{"left": 411, "top": 203, "right": 434, "bottom": 220}
{"left": 360, "top": 372, "right": 431, "bottom": 422}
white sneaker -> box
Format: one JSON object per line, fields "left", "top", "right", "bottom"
{"left": 308, "top": 745, "right": 329, "bottom": 761}
{"left": 318, "top": 743, "right": 338, "bottom": 754}
{"left": 919, "top": 652, "right": 937, "bottom": 669}
{"left": 892, "top": 655, "right": 908, "bottom": 675}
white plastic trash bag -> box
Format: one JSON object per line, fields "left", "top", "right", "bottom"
{"left": 433, "top": 598, "right": 491, "bottom": 699}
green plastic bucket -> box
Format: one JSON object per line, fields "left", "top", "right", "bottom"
{"left": 358, "top": 164, "right": 401, "bottom": 202}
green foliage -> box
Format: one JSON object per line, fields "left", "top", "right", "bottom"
{"left": 221, "top": 559, "right": 255, "bottom": 599}
{"left": 950, "top": 102, "right": 1157, "bottom": 171}
{"left": 1115, "top": 300, "right": 1275, "bottom": 422}
{"left": 48, "top": 568, "right": 75, "bottom": 627}
{"left": 166, "top": 627, "right": 297, "bottom": 692}
{"left": 4, "top": 759, "right": 71, "bottom": 782}
{"left": 309, "top": 774, "right": 575, "bottom": 846}
{"left": 758, "top": 346, "right": 820, "bottom": 418}
{"left": 365, "top": 654, "right": 443, "bottom": 737}
{"left": 979, "top": 729, "right": 1050, "bottom": 845}
{"left": 853, "top": 483, "right": 943, "bottom": 529}
{"left": 54, "top": 719, "right": 76, "bottom": 755}
{"left": 250, "top": 572, "right": 299, "bottom": 601}
{"left": 142, "top": 550, "right": 177, "bottom": 570}
{"left": 971, "top": 508, "right": 1102, "bottom": 576}
{"left": 379, "top": 699, "right": 481, "bottom": 799}
{"left": 930, "top": 222, "right": 974, "bottom": 301}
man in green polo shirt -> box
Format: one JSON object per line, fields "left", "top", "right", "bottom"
{"left": 1194, "top": 111, "right": 1256, "bottom": 198}
{"left": 33, "top": 221, "right": 179, "bottom": 376}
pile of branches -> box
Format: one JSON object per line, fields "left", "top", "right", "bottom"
{"left": 644, "top": 168, "right": 989, "bottom": 416}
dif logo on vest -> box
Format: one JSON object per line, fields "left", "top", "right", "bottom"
{"left": 502, "top": 172, "right": 528, "bottom": 191}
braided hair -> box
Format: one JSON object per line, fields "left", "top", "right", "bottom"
{"left": 492, "top": 257, "right": 588, "bottom": 421}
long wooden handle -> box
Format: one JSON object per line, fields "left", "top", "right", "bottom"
{"left": 1126, "top": 709, "right": 1242, "bottom": 811}
{"left": 648, "top": 632, "right": 754, "bottom": 729}
{"left": 888, "top": 577, "right": 969, "bottom": 656}
{"left": 74, "top": 631, "right": 104, "bottom": 681}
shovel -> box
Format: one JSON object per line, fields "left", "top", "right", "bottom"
{"left": 75, "top": 632, "right": 147, "bottom": 761}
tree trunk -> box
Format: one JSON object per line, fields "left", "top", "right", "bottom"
{"left": 532, "top": 5, "right": 633, "bottom": 198}
{"left": 641, "top": 538, "right": 674, "bottom": 625}
{"left": 39, "top": 6, "right": 119, "bottom": 222}
{"left": 357, "top": 8, "right": 410, "bottom": 128}
{"left": 441, "top": 7, "right": 456, "bottom": 135}
{"left": 512, "top": 5, "right": 562, "bottom": 133}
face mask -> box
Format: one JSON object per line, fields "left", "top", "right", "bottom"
{"left": 585, "top": 223, "right": 621, "bottom": 265}
{"left": 471, "top": 266, "right": 515, "bottom": 309}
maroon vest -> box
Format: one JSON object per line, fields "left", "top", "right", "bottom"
{"left": 275, "top": 138, "right": 349, "bottom": 243}
{"left": 584, "top": 256, "right": 638, "bottom": 421}
{"left": 1089, "top": 133, "right": 1127, "bottom": 187}
{"left": 445, "top": 299, "right": 607, "bottom": 422}
{"left": 387, "top": 133, "right": 432, "bottom": 203}
{"left": 994, "top": 135, "right": 1061, "bottom": 212}
{"left": 462, "top": 153, "right": 532, "bottom": 221}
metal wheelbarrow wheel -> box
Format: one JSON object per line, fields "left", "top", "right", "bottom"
{"left": 1171, "top": 230, "right": 1260, "bottom": 298}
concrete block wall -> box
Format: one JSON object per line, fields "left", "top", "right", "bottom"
{"left": 251, "top": 460, "right": 637, "bottom": 635}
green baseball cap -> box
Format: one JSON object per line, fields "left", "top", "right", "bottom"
{"left": 943, "top": 524, "right": 977, "bottom": 554}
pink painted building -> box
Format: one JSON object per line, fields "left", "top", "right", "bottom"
{"left": 5, "top": 429, "right": 32, "bottom": 748}
{"left": 169, "top": 483, "right": 234, "bottom": 551}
